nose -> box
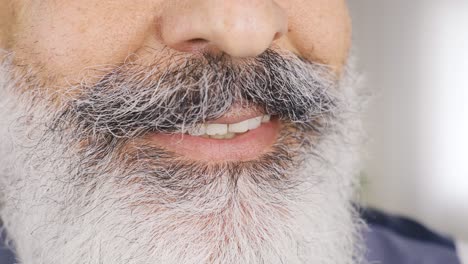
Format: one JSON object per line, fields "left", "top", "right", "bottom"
{"left": 160, "top": 0, "right": 288, "bottom": 58}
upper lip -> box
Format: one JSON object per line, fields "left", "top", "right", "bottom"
{"left": 207, "top": 104, "right": 266, "bottom": 124}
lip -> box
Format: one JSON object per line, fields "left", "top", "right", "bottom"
{"left": 146, "top": 119, "right": 280, "bottom": 162}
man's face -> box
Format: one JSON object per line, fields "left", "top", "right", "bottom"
{"left": 0, "top": 1, "right": 363, "bottom": 264}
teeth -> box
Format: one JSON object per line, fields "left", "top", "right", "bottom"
{"left": 228, "top": 119, "right": 250, "bottom": 133}
{"left": 210, "top": 134, "right": 226, "bottom": 139}
{"left": 248, "top": 116, "right": 262, "bottom": 130}
{"left": 187, "top": 115, "right": 271, "bottom": 139}
{"left": 224, "top": 133, "right": 236, "bottom": 139}
{"left": 210, "top": 133, "right": 236, "bottom": 140}
{"left": 206, "top": 124, "right": 228, "bottom": 136}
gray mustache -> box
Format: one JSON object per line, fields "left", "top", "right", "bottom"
{"left": 64, "top": 50, "right": 339, "bottom": 138}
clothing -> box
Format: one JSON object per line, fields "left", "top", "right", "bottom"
{"left": 362, "top": 208, "right": 463, "bottom": 264}
{"left": 0, "top": 229, "right": 14, "bottom": 264}
{"left": 0, "top": 209, "right": 464, "bottom": 264}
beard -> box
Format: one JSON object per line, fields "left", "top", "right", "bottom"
{"left": 0, "top": 50, "right": 365, "bottom": 264}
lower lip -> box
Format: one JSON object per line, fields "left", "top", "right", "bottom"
{"left": 146, "top": 120, "right": 280, "bottom": 162}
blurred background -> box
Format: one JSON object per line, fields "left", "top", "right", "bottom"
{"left": 349, "top": 0, "right": 468, "bottom": 241}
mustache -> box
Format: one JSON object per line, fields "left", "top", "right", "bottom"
{"left": 62, "top": 49, "right": 340, "bottom": 138}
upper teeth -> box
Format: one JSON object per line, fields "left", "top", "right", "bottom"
{"left": 188, "top": 115, "right": 271, "bottom": 138}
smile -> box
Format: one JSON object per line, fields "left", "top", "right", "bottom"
{"left": 146, "top": 108, "right": 280, "bottom": 162}
{"left": 187, "top": 114, "right": 271, "bottom": 139}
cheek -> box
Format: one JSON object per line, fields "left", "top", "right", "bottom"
{"left": 11, "top": 1, "right": 159, "bottom": 86}
{"left": 286, "top": 0, "right": 351, "bottom": 71}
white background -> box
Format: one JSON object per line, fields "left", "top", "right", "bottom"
{"left": 349, "top": 0, "right": 468, "bottom": 240}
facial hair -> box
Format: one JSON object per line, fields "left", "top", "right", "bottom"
{"left": 0, "top": 50, "right": 366, "bottom": 264}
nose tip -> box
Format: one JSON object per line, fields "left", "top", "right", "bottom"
{"left": 160, "top": 0, "right": 288, "bottom": 58}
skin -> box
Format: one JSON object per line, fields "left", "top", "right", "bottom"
{"left": 0, "top": 0, "right": 351, "bottom": 87}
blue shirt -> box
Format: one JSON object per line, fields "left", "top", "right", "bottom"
{"left": 0, "top": 209, "right": 463, "bottom": 263}
{"left": 362, "top": 208, "right": 462, "bottom": 264}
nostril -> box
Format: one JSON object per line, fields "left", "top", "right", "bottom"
{"left": 187, "top": 38, "right": 208, "bottom": 45}
{"left": 273, "top": 32, "right": 283, "bottom": 41}
{"left": 159, "top": 1, "right": 288, "bottom": 57}
{"left": 169, "top": 38, "right": 210, "bottom": 53}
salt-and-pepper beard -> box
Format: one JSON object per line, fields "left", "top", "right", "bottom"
{"left": 0, "top": 50, "right": 366, "bottom": 264}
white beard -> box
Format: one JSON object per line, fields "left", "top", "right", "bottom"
{"left": 0, "top": 55, "right": 366, "bottom": 264}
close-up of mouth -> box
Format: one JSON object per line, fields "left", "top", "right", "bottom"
{"left": 147, "top": 109, "right": 280, "bottom": 162}
{"left": 62, "top": 49, "right": 339, "bottom": 168}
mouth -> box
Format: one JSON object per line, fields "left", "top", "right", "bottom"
{"left": 146, "top": 107, "right": 280, "bottom": 162}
